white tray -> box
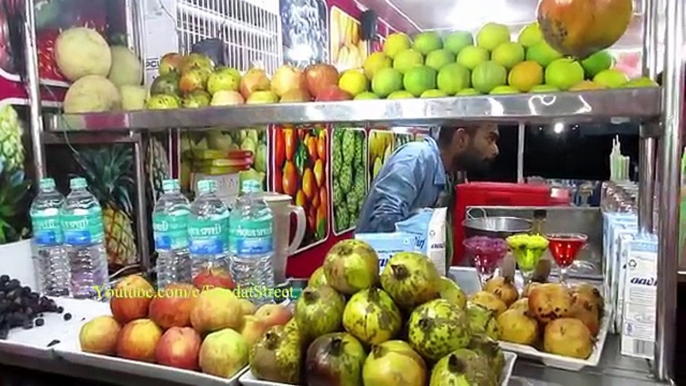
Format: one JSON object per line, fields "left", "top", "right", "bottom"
{"left": 0, "top": 297, "right": 110, "bottom": 360}
{"left": 239, "top": 352, "right": 517, "bottom": 386}
{"left": 448, "top": 266, "right": 610, "bottom": 371}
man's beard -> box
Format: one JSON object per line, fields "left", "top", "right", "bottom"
{"left": 453, "top": 148, "right": 494, "bottom": 174}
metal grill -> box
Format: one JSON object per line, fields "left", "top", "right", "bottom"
{"left": 176, "top": 0, "right": 282, "bottom": 74}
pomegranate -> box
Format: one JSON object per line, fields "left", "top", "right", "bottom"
{"left": 537, "top": 0, "right": 633, "bottom": 59}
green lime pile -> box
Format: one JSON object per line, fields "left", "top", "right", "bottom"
{"left": 505, "top": 234, "right": 549, "bottom": 250}
{"left": 358, "top": 24, "right": 658, "bottom": 100}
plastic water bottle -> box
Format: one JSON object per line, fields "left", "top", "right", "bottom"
{"left": 189, "top": 180, "right": 230, "bottom": 283}
{"left": 229, "top": 180, "right": 275, "bottom": 306}
{"left": 153, "top": 179, "right": 191, "bottom": 289}
{"left": 60, "top": 177, "right": 110, "bottom": 300}
{"left": 30, "top": 178, "right": 70, "bottom": 297}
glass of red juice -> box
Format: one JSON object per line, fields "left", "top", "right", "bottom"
{"left": 463, "top": 236, "right": 508, "bottom": 286}
{"left": 546, "top": 233, "right": 588, "bottom": 285}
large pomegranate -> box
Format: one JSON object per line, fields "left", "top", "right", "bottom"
{"left": 537, "top": 0, "right": 633, "bottom": 59}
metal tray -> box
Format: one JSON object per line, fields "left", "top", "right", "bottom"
{"left": 448, "top": 266, "right": 610, "bottom": 371}
{"left": 239, "top": 352, "right": 517, "bottom": 386}
{"left": 0, "top": 297, "right": 109, "bottom": 360}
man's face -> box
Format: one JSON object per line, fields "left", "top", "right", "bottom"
{"left": 451, "top": 124, "right": 500, "bottom": 173}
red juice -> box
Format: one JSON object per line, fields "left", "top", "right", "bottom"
{"left": 463, "top": 237, "right": 508, "bottom": 279}
{"left": 547, "top": 234, "right": 587, "bottom": 268}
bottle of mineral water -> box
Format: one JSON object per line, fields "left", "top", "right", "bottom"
{"left": 30, "top": 178, "right": 70, "bottom": 297}
{"left": 229, "top": 180, "right": 275, "bottom": 306}
{"left": 189, "top": 180, "right": 230, "bottom": 283}
{"left": 60, "top": 177, "right": 109, "bottom": 300}
{"left": 153, "top": 179, "right": 191, "bottom": 289}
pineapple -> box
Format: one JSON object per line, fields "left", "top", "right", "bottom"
{"left": 0, "top": 157, "right": 30, "bottom": 245}
{"left": 0, "top": 105, "right": 25, "bottom": 172}
{"left": 73, "top": 145, "right": 138, "bottom": 268}
{"left": 146, "top": 136, "right": 170, "bottom": 199}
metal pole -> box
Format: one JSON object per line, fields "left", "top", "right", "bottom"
{"left": 517, "top": 123, "right": 525, "bottom": 183}
{"left": 23, "top": 0, "right": 45, "bottom": 180}
{"left": 133, "top": 135, "right": 150, "bottom": 272}
{"left": 638, "top": 0, "right": 659, "bottom": 234}
{"left": 655, "top": 0, "right": 684, "bottom": 379}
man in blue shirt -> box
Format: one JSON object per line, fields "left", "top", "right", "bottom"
{"left": 356, "top": 124, "right": 500, "bottom": 263}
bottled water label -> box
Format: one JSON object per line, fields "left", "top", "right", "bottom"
{"left": 188, "top": 215, "right": 227, "bottom": 255}
{"left": 153, "top": 210, "right": 190, "bottom": 251}
{"left": 229, "top": 217, "right": 273, "bottom": 256}
{"left": 32, "top": 208, "right": 63, "bottom": 246}
{"left": 61, "top": 208, "right": 104, "bottom": 246}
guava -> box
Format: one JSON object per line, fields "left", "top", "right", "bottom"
{"left": 384, "top": 33, "right": 412, "bottom": 59}
{"left": 393, "top": 49, "right": 424, "bottom": 74}
{"left": 425, "top": 49, "right": 455, "bottom": 71}
{"left": 146, "top": 93, "right": 181, "bottom": 110}
{"left": 517, "top": 22, "right": 543, "bottom": 48}
{"left": 593, "top": 69, "right": 629, "bottom": 88}
{"left": 621, "top": 77, "right": 659, "bottom": 88}
{"left": 526, "top": 40, "right": 563, "bottom": 67}
{"left": 444, "top": 31, "right": 473, "bottom": 54}
{"left": 490, "top": 85, "right": 520, "bottom": 95}
{"left": 413, "top": 31, "right": 443, "bottom": 55}
{"left": 403, "top": 66, "right": 437, "bottom": 97}
{"left": 545, "top": 58, "right": 585, "bottom": 91}
{"left": 372, "top": 68, "right": 403, "bottom": 97}
{"left": 491, "top": 42, "right": 524, "bottom": 70}
{"left": 471, "top": 61, "right": 507, "bottom": 94}
{"left": 477, "top": 23, "right": 511, "bottom": 51}
{"left": 207, "top": 67, "right": 241, "bottom": 95}
{"left": 456, "top": 46, "right": 490, "bottom": 71}
{"left": 581, "top": 50, "right": 614, "bottom": 78}
{"left": 456, "top": 88, "right": 480, "bottom": 96}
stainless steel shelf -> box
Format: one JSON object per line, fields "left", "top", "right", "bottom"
{"left": 44, "top": 88, "right": 662, "bottom": 132}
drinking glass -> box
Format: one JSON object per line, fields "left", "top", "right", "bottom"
{"left": 463, "top": 236, "right": 508, "bottom": 286}
{"left": 506, "top": 234, "right": 549, "bottom": 284}
{"left": 546, "top": 233, "right": 588, "bottom": 285}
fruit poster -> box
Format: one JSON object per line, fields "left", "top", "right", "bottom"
{"left": 279, "top": 0, "right": 329, "bottom": 68}
{"left": 330, "top": 7, "right": 367, "bottom": 72}
{"left": 331, "top": 126, "right": 367, "bottom": 235}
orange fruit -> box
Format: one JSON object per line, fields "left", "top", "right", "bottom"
{"left": 302, "top": 168, "right": 316, "bottom": 200}
{"left": 313, "top": 159, "right": 325, "bottom": 188}
{"left": 317, "top": 133, "right": 327, "bottom": 160}
{"left": 282, "top": 161, "right": 298, "bottom": 197}
{"left": 312, "top": 188, "right": 321, "bottom": 209}
{"left": 295, "top": 189, "right": 307, "bottom": 208}
{"left": 320, "top": 188, "right": 328, "bottom": 210}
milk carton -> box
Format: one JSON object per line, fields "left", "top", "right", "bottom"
{"left": 602, "top": 212, "right": 637, "bottom": 332}
{"left": 620, "top": 235, "right": 657, "bottom": 360}
{"left": 615, "top": 231, "right": 637, "bottom": 332}
{"left": 354, "top": 232, "right": 415, "bottom": 272}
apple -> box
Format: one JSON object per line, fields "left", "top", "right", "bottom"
{"left": 315, "top": 85, "right": 353, "bottom": 102}
{"left": 207, "top": 67, "right": 242, "bottom": 95}
{"left": 280, "top": 88, "right": 312, "bottom": 103}
{"left": 180, "top": 53, "right": 214, "bottom": 74}
{"left": 148, "top": 283, "right": 198, "bottom": 329}
{"left": 210, "top": 90, "right": 245, "bottom": 106}
{"left": 247, "top": 91, "right": 279, "bottom": 104}
{"left": 271, "top": 65, "right": 308, "bottom": 97}
{"left": 254, "top": 304, "right": 293, "bottom": 328}
{"left": 110, "top": 275, "right": 155, "bottom": 324}
{"left": 199, "top": 329, "right": 249, "bottom": 378}
{"left": 79, "top": 315, "right": 121, "bottom": 355}
{"left": 239, "top": 315, "right": 269, "bottom": 348}
{"left": 116, "top": 319, "right": 163, "bottom": 362}
{"left": 192, "top": 267, "right": 236, "bottom": 290}
{"left": 190, "top": 288, "right": 244, "bottom": 334}
{"left": 159, "top": 53, "right": 184, "bottom": 75}
{"left": 179, "top": 67, "right": 211, "bottom": 95}
{"left": 239, "top": 68, "right": 271, "bottom": 99}
{"left": 155, "top": 327, "right": 202, "bottom": 370}
{"left": 238, "top": 299, "right": 257, "bottom": 315}
{"left": 304, "top": 63, "right": 340, "bottom": 99}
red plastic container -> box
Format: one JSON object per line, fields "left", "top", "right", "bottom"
{"left": 452, "top": 182, "right": 565, "bottom": 265}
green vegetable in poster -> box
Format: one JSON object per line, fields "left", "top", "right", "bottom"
{"left": 294, "top": 142, "right": 308, "bottom": 176}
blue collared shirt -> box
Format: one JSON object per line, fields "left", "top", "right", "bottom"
{"left": 356, "top": 137, "right": 447, "bottom": 233}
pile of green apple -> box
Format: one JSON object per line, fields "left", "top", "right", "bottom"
{"left": 349, "top": 22, "right": 658, "bottom": 100}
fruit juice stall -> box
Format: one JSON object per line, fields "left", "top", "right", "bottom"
{"left": 0, "top": 0, "right": 681, "bottom": 385}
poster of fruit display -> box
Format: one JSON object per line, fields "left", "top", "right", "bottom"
{"left": 280, "top": 0, "right": 329, "bottom": 67}
{"left": 368, "top": 130, "right": 393, "bottom": 183}
{"left": 272, "top": 124, "right": 329, "bottom": 251}
{"left": 330, "top": 7, "right": 367, "bottom": 72}
{"left": 179, "top": 128, "right": 268, "bottom": 204}
{"left": 331, "top": 126, "right": 367, "bottom": 235}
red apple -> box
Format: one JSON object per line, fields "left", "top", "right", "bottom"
{"left": 116, "top": 319, "right": 163, "bottom": 362}
{"left": 148, "top": 283, "right": 198, "bottom": 329}
{"left": 159, "top": 53, "right": 184, "bottom": 75}
{"left": 155, "top": 327, "right": 202, "bottom": 370}
{"left": 254, "top": 304, "right": 293, "bottom": 328}
{"left": 192, "top": 267, "right": 236, "bottom": 290}
{"left": 304, "top": 63, "right": 340, "bottom": 99}
{"left": 280, "top": 88, "right": 312, "bottom": 103}
{"left": 79, "top": 315, "right": 121, "bottom": 355}
{"left": 239, "top": 68, "right": 271, "bottom": 99}
{"left": 110, "top": 275, "right": 155, "bottom": 324}
{"left": 271, "top": 65, "right": 308, "bottom": 97}
{"left": 211, "top": 90, "right": 245, "bottom": 106}
{"left": 315, "top": 85, "right": 353, "bottom": 102}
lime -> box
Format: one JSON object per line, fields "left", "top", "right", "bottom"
{"left": 490, "top": 85, "right": 520, "bottom": 95}
{"left": 372, "top": 67, "right": 403, "bottom": 97}
{"left": 339, "top": 69, "right": 369, "bottom": 96}
{"left": 393, "top": 49, "right": 424, "bottom": 74}
{"left": 413, "top": 31, "right": 443, "bottom": 55}
{"left": 471, "top": 61, "right": 507, "bottom": 94}
{"left": 420, "top": 89, "right": 448, "bottom": 98}
{"left": 492, "top": 42, "right": 525, "bottom": 70}
{"left": 456, "top": 88, "right": 480, "bottom": 96}
{"left": 508, "top": 61, "right": 543, "bottom": 92}
{"left": 364, "top": 52, "right": 392, "bottom": 80}
{"left": 426, "top": 49, "right": 456, "bottom": 71}
{"left": 457, "top": 46, "right": 490, "bottom": 71}
{"left": 387, "top": 90, "right": 414, "bottom": 99}
{"left": 517, "top": 22, "right": 543, "bottom": 48}
{"left": 593, "top": 69, "right": 629, "bottom": 88}
{"left": 384, "top": 33, "right": 412, "bottom": 59}
{"left": 477, "top": 22, "right": 511, "bottom": 51}
{"left": 444, "top": 31, "right": 474, "bottom": 55}
{"left": 403, "top": 66, "right": 437, "bottom": 97}
{"left": 355, "top": 91, "right": 380, "bottom": 100}
{"left": 437, "top": 63, "right": 470, "bottom": 95}
{"left": 526, "top": 40, "right": 563, "bottom": 67}
{"left": 581, "top": 50, "right": 614, "bottom": 78}
{"left": 544, "top": 58, "right": 584, "bottom": 91}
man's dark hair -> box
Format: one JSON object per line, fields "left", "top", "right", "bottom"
{"left": 437, "top": 125, "right": 479, "bottom": 148}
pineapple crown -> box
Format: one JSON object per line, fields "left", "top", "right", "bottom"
{"left": 0, "top": 156, "right": 30, "bottom": 245}
{"left": 71, "top": 144, "right": 135, "bottom": 215}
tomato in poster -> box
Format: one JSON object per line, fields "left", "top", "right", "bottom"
{"left": 317, "top": 133, "right": 327, "bottom": 160}
{"left": 312, "top": 189, "right": 321, "bottom": 209}
{"left": 307, "top": 135, "right": 318, "bottom": 161}
{"left": 282, "top": 161, "right": 298, "bottom": 197}
{"left": 275, "top": 128, "right": 286, "bottom": 167}
{"left": 284, "top": 129, "right": 296, "bottom": 161}
{"left": 307, "top": 205, "right": 317, "bottom": 231}
{"left": 302, "top": 168, "right": 316, "bottom": 200}
{"left": 313, "top": 159, "right": 325, "bottom": 188}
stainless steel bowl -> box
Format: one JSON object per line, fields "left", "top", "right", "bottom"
{"left": 462, "top": 217, "right": 533, "bottom": 240}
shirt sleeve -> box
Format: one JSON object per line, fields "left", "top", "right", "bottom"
{"left": 365, "top": 151, "right": 426, "bottom": 232}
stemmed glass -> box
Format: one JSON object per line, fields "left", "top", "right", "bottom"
{"left": 506, "top": 234, "right": 549, "bottom": 285}
{"left": 463, "top": 236, "right": 508, "bottom": 286}
{"left": 546, "top": 233, "right": 588, "bottom": 285}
